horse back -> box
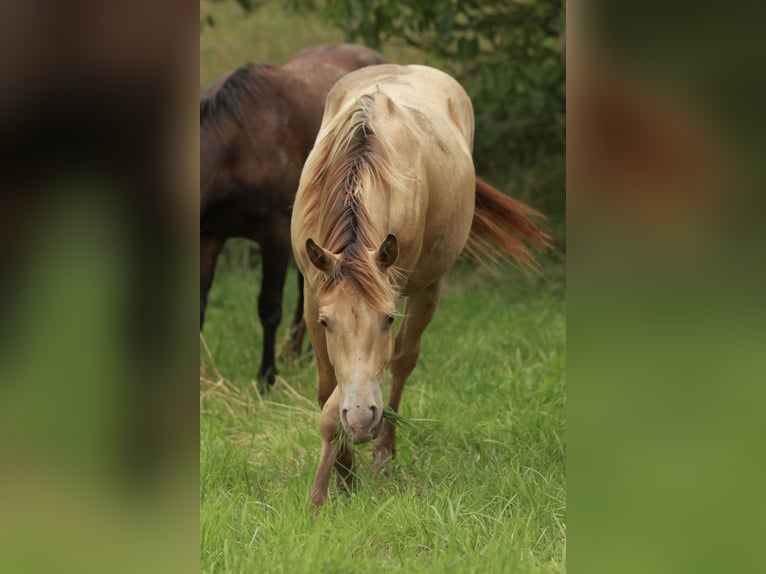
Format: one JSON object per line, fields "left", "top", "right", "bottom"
{"left": 282, "top": 44, "right": 385, "bottom": 74}
{"left": 323, "top": 64, "right": 474, "bottom": 149}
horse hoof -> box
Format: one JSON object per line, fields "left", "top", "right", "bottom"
{"left": 256, "top": 369, "right": 277, "bottom": 394}
{"left": 309, "top": 490, "right": 328, "bottom": 508}
{"left": 336, "top": 474, "right": 354, "bottom": 494}
{"left": 279, "top": 341, "right": 300, "bottom": 362}
{"left": 371, "top": 441, "right": 396, "bottom": 476}
{"left": 371, "top": 453, "right": 393, "bottom": 477}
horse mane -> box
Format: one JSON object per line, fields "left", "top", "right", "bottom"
{"left": 301, "top": 93, "right": 406, "bottom": 311}
{"left": 200, "top": 63, "right": 273, "bottom": 134}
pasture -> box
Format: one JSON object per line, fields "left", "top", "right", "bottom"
{"left": 200, "top": 260, "right": 565, "bottom": 573}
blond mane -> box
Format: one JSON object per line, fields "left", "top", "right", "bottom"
{"left": 300, "top": 93, "right": 406, "bottom": 311}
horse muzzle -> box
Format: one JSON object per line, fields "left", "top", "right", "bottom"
{"left": 341, "top": 402, "right": 383, "bottom": 444}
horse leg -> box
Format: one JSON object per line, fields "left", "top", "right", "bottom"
{"left": 309, "top": 386, "right": 355, "bottom": 506}
{"left": 200, "top": 234, "right": 225, "bottom": 329}
{"left": 282, "top": 270, "right": 306, "bottom": 359}
{"left": 334, "top": 433, "right": 355, "bottom": 494}
{"left": 256, "top": 244, "right": 289, "bottom": 392}
{"left": 305, "top": 292, "right": 352, "bottom": 505}
{"left": 372, "top": 280, "right": 443, "bottom": 475}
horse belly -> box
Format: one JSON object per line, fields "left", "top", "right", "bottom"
{"left": 398, "top": 163, "right": 474, "bottom": 294}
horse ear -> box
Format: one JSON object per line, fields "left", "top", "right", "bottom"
{"left": 375, "top": 234, "right": 399, "bottom": 270}
{"left": 306, "top": 238, "right": 336, "bottom": 273}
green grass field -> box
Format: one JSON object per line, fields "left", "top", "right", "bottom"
{"left": 200, "top": 259, "right": 565, "bottom": 573}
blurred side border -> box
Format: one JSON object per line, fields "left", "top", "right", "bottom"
{"left": 569, "top": 1, "right": 766, "bottom": 573}
{"left": 0, "top": 1, "right": 199, "bottom": 573}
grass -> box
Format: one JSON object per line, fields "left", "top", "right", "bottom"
{"left": 200, "top": 258, "right": 565, "bottom": 573}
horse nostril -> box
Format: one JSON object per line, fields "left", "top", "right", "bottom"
{"left": 341, "top": 408, "right": 349, "bottom": 428}
{"left": 370, "top": 405, "right": 377, "bottom": 422}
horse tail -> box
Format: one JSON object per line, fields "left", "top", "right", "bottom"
{"left": 466, "top": 177, "right": 551, "bottom": 271}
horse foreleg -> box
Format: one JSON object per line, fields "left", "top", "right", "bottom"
{"left": 282, "top": 270, "right": 306, "bottom": 359}
{"left": 372, "top": 280, "right": 442, "bottom": 475}
{"left": 256, "top": 244, "right": 289, "bottom": 392}
{"left": 310, "top": 386, "right": 354, "bottom": 506}
{"left": 200, "top": 234, "right": 225, "bottom": 329}
{"left": 305, "top": 293, "right": 350, "bottom": 505}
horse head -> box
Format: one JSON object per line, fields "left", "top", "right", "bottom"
{"left": 306, "top": 234, "right": 399, "bottom": 443}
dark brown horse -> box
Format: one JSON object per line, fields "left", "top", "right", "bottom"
{"left": 200, "top": 44, "right": 385, "bottom": 390}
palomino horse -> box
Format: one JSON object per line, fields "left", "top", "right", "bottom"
{"left": 200, "top": 44, "right": 384, "bottom": 390}
{"left": 291, "top": 64, "right": 550, "bottom": 506}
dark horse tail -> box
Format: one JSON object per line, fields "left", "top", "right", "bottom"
{"left": 466, "top": 177, "right": 551, "bottom": 270}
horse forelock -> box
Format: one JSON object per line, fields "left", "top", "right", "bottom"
{"left": 320, "top": 243, "right": 399, "bottom": 313}
{"left": 303, "top": 93, "right": 406, "bottom": 311}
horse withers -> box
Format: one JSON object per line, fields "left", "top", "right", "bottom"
{"left": 200, "top": 44, "right": 385, "bottom": 391}
{"left": 291, "top": 64, "right": 550, "bottom": 506}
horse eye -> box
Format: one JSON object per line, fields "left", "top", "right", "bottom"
{"left": 319, "top": 317, "right": 328, "bottom": 329}
{"left": 384, "top": 314, "right": 395, "bottom": 328}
